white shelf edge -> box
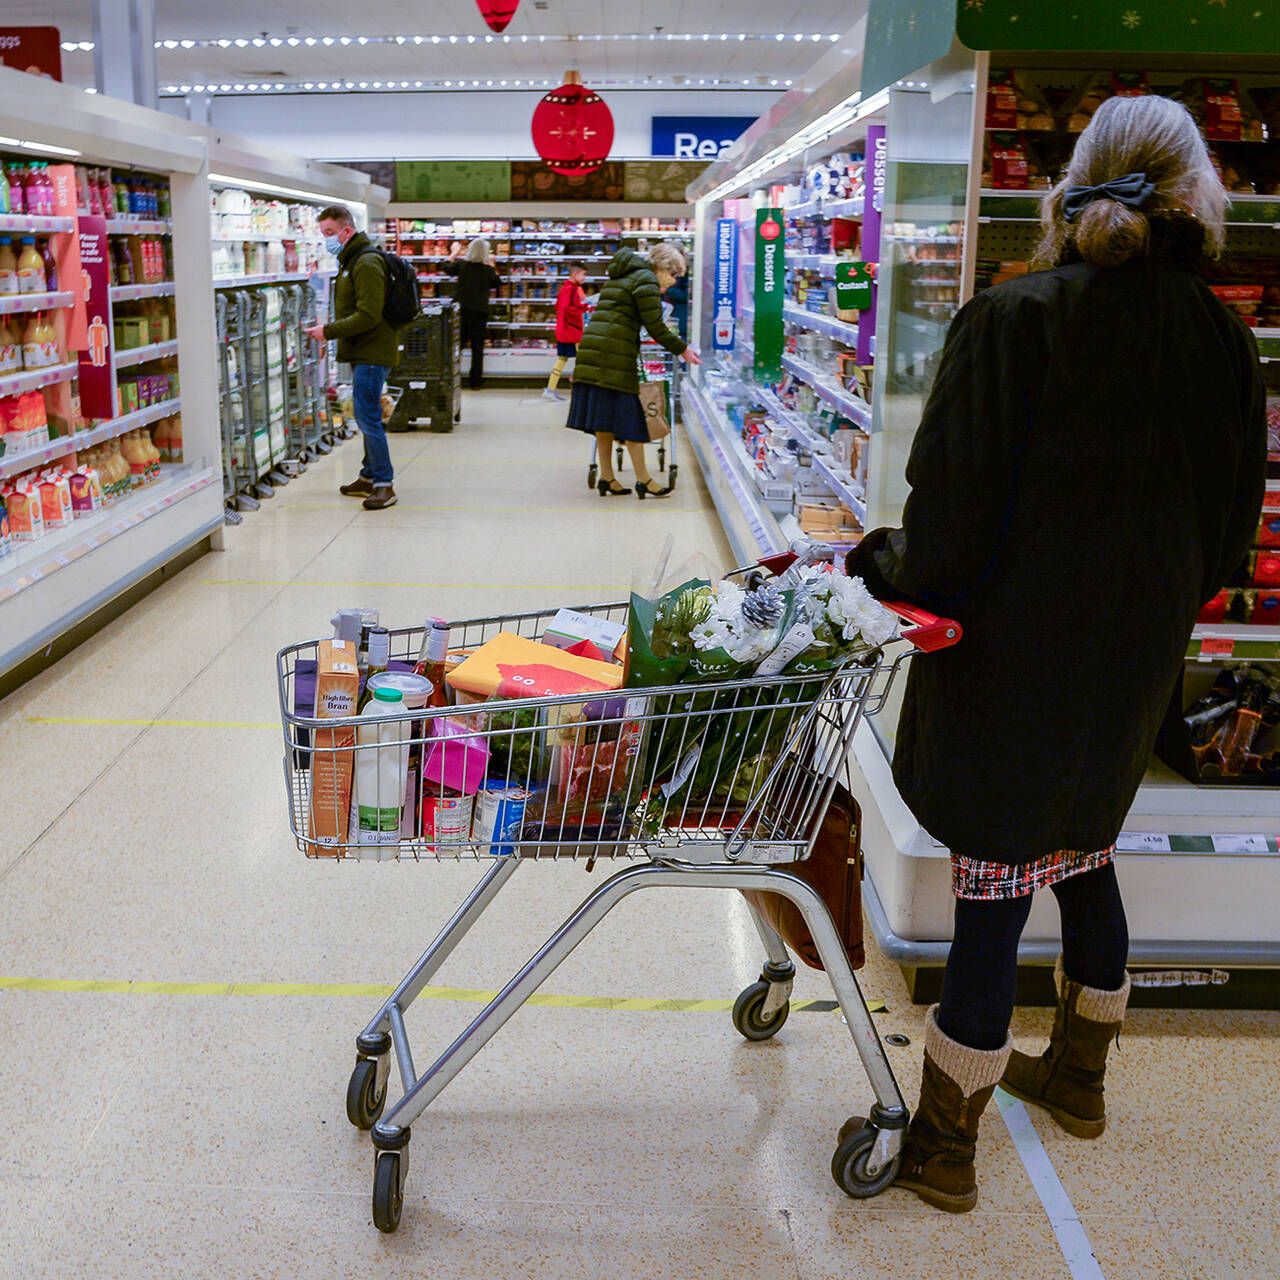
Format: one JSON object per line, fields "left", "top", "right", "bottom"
{"left": 109, "top": 282, "right": 176, "bottom": 301}
{"left": 0, "top": 214, "right": 75, "bottom": 234}
{"left": 0, "top": 290, "right": 76, "bottom": 318}
{"left": 0, "top": 361, "right": 79, "bottom": 398}
{"left": 779, "top": 352, "right": 873, "bottom": 430}
{"left": 783, "top": 302, "right": 860, "bottom": 346}
{"left": 113, "top": 339, "right": 180, "bottom": 368}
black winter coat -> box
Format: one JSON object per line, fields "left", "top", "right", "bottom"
{"left": 444, "top": 260, "right": 502, "bottom": 313}
{"left": 573, "top": 247, "right": 687, "bottom": 394}
{"left": 849, "top": 219, "right": 1266, "bottom": 864}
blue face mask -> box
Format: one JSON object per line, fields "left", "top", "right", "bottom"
{"left": 324, "top": 234, "right": 344, "bottom": 256}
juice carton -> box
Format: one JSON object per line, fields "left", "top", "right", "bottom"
{"left": 308, "top": 639, "right": 360, "bottom": 851}
{"left": 37, "top": 470, "right": 72, "bottom": 529}
{"left": 6, "top": 483, "right": 43, "bottom": 541}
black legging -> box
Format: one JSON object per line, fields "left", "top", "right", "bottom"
{"left": 936, "top": 862, "right": 1129, "bottom": 1051}
{"left": 459, "top": 307, "right": 487, "bottom": 388}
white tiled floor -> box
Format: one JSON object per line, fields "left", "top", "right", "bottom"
{"left": 2, "top": 388, "right": 1277, "bottom": 1278}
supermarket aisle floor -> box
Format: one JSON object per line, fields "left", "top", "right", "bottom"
{"left": 1, "top": 388, "right": 1277, "bottom": 1280}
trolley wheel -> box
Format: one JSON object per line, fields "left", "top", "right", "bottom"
{"left": 588, "top": 463, "right": 598, "bottom": 490}
{"left": 372, "top": 1151, "right": 404, "bottom": 1233}
{"left": 732, "top": 980, "right": 790, "bottom": 1041}
{"left": 667, "top": 464, "right": 679, "bottom": 490}
{"left": 831, "top": 1125, "right": 901, "bottom": 1200}
{"left": 346, "top": 1057, "right": 386, "bottom": 1130}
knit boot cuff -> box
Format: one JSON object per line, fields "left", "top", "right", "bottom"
{"left": 1054, "top": 956, "right": 1131, "bottom": 1024}
{"left": 924, "top": 1006, "right": 1012, "bottom": 1097}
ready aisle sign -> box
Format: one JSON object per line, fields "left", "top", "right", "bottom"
{"left": 712, "top": 218, "right": 739, "bottom": 351}
{"left": 754, "top": 209, "right": 785, "bottom": 382}
{"left": 651, "top": 117, "right": 756, "bottom": 159}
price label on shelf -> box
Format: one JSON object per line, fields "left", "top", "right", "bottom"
{"left": 1200, "top": 636, "right": 1235, "bottom": 658}
{"left": 1117, "top": 831, "right": 1172, "bottom": 852}
{"left": 56, "top": 555, "right": 70, "bottom": 568}
{"left": 1211, "top": 834, "right": 1274, "bottom": 855}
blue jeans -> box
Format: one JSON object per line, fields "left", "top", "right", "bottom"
{"left": 353, "top": 363, "right": 393, "bottom": 485}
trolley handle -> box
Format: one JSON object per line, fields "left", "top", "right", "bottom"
{"left": 744, "top": 544, "right": 962, "bottom": 653}
{"left": 884, "top": 601, "right": 962, "bottom": 652}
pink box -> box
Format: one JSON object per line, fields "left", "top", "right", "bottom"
{"left": 421, "top": 718, "right": 490, "bottom": 796}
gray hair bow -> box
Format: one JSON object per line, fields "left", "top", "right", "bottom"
{"left": 1062, "top": 172, "right": 1156, "bottom": 222}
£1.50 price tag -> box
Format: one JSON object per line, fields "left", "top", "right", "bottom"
{"left": 1117, "top": 830, "right": 1172, "bottom": 852}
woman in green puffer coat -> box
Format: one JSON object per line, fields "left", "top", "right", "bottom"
{"left": 566, "top": 243, "right": 701, "bottom": 498}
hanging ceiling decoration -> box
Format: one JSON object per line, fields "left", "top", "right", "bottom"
{"left": 475, "top": 1, "right": 520, "bottom": 33}
{"left": 530, "top": 72, "right": 616, "bottom": 176}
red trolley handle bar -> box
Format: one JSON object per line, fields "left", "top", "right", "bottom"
{"left": 884, "top": 601, "right": 962, "bottom": 652}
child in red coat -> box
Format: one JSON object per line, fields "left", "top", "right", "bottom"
{"left": 543, "top": 263, "right": 588, "bottom": 402}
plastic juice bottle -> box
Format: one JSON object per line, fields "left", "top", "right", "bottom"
{"left": 21, "top": 313, "right": 44, "bottom": 368}
{"left": 17, "top": 238, "right": 45, "bottom": 294}
{"left": 114, "top": 174, "right": 130, "bottom": 215}
{"left": 0, "top": 238, "right": 16, "bottom": 296}
{"left": 143, "top": 427, "right": 162, "bottom": 481}
{"left": 120, "top": 430, "right": 144, "bottom": 486}
{"left": 33, "top": 165, "right": 55, "bottom": 216}
{"left": 157, "top": 182, "right": 170, "bottom": 218}
{"left": 165, "top": 415, "right": 182, "bottom": 462}
{"left": 5, "top": 166, "right": 23, "bottom": 214}
{"left": 35, "top": 313, "right": 58, "bottom": 368}
{"left": 0, "top": 165, "right": 8, "bottom": 215}
{"left": 38, "top": 239, "right": 57, "bottom": 293}
{"left": 0, "top": 320, "right": 18, "bottom": 373}
{"left": 352, "top": 686, "right": 411, "bottom": 855}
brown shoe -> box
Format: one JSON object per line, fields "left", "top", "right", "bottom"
{"left": 842, "top": 1008, "right": 1009, "bottom": 1214}
{"left": 1001, "top": 958, "right": 1130, "bottom": 1139}
{"left": 362, "top": 485, "right": 398, "bottom": 510}
{"left": 340, "top": 476, "right": 375, "bottom": 497}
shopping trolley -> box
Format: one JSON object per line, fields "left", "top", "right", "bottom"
{"left": 275, "top": 548, "right": 960, "bottom": 1232}
{"left": 586, "top": 348, "right": 679, "bottom": 492}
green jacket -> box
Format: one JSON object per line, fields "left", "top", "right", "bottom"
{"left": 325, "top": 232, "right": 400, "bottom": 368}
{"left": 573, "top": 247, "right": 686, "bottom": 394}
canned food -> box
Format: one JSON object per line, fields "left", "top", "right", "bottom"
{"left": 422, "top": 790, "right": 475, "bottom": 850}
{"left": 474, "top": 782, "right": 531, "bottom": 856}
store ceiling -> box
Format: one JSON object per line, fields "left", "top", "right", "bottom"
{"left": 17, "top": 0, "right": 856, "bottom": 94}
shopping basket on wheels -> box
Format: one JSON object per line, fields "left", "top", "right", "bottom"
{"left": 275, "top": 549, "right": 960, "bottom": 1233}
{"left": 586, "top": 349, "right": 679, "bottom": 492}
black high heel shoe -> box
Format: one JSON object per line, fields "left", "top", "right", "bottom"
{"left": 635, "top": 479, "right": 673, "bottom": 500}
{"left": 597, "top": 479, "right": 631, "bottom": 496}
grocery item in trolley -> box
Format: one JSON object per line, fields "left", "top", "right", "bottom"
{"left": 473, "top": 782, "right": 531, "bottom": 856}
{"left": 445, "top": 630, "right": 624, "bottom": 700}
{"left": 421, "top": 789, "right": 475, "bottom": 851}
{"left": 308, "top": 639, "right": 360, "bottom": 849}
{"left": 350, "top": 687, "right": 412, "bottom": 857}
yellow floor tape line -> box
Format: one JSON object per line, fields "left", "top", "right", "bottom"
{"left": 0, "top": 974, "right": 884, "bottom": 1015}
{"left": 26, "top": 717, "right": 276, "bottom": 729}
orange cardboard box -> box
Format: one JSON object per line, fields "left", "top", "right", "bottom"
{"left": 445, "top": 631, "right": 624, "bottom": 701}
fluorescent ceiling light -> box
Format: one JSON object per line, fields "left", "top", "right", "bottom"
{"left": 208, "top": 172, "right": 369, "bottom": 211}
{"left": 0, "top": 135, "right": 82, "bottom": 157}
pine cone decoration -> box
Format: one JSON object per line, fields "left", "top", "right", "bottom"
{"left": 741, "top": 582, "right": 784, "bottom": 630}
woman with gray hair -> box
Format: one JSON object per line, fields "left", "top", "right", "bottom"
{"left": 842, "top": 94, "right": 1264, "bottom": 1212}
{"left": 566, "top": 241, "right": 701, "bottom": 497}
{"left": 444, "top": 237, "right": 502, "bottom": 389}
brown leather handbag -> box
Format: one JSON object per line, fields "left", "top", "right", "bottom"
{"left": 741, "top": 780, "right": 865, "bottom": 971}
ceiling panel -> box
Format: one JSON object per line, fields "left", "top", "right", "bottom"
{"left": 15, "top": 0, "right": 854, "bottom": 96}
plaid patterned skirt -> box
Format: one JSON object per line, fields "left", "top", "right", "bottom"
{"left": 952, "top": 845, "right": 1117, "bottom": 900}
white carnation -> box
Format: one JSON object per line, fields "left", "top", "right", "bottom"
{"left": 826, "top": 573, "right": 898, "bottom": 647}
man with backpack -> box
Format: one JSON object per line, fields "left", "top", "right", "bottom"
{"left": 308, "top": 204, "right": 410, "bottom": 510}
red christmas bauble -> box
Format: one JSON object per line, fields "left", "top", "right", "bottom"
{"left": 530, "top": 80, "right": 615, "bottom": 176}
{"left": 475, "top": 0, "right": 519, "bottom": 32}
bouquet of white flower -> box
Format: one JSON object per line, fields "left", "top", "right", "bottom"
{"left": 626, "top": 565, "right": 897, "bottom": 811}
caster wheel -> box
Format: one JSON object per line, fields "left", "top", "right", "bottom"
{"left": 668, "top": 464, "right": 679, "bottom": 489}
{"left": 658, "top": 444, "right": 667, "bottom": 470}
{"left": 731, "top": 980, "right": 790, "bottom": 1041}
{"left": 372, "top": 1151, "right": 403, "bottom": 1233}
{"left": 831, "top": 1125, "right": 900, "bottom": 1199}
{"left": 346, "top": 1057, "right": 386, "bottom": 1130}
{"left": 588, "top": 464, "right": 598, "bottom": 490}
{"left": 616, "top": 446, "right": 625, "bottom": 471}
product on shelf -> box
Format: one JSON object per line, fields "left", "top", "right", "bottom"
{"left": 986, "top": 69, "right": 1054, "bottom": 131}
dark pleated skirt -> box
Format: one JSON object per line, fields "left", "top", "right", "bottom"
{"left": 565, "top": 381, "right": 649, "bottom": 443}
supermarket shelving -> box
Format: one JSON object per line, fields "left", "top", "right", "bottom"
{"left": 779, "top": 352, "right": 872, "bottom": 430}
{"left": 0, "top": 214, "right": 75, "bottom": 234}
{"left": 110, "top": 282, "right": 176, "bottom": 302}
{"left": 0, "top": 397, "right": 181, "bottom": 482}
{"left": 213, "top": 270, "right": 334, "bottom": 288}
{"left": 114, "top": 339, "right": 180, "bottom": 368}
{"left": 783, "top": 302, "right": 861, "bottom": 346}
{"left": 0, "top": 290, "right": 76, "bottom": 318}
{"left": 105, "top": 217, "right": 173, "bottom": 235}
{"left": 0, "top": 361, "right": 80, "bottom": 398}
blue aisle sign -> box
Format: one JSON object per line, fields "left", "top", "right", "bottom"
{"left": 651, "top": 116, "right": 756, "bottom": 159}
{"left": 712, "top": 218, "right": 739, "bottom": 350}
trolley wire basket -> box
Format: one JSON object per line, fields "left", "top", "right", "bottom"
{"left": 274, "top": 550, "right": 960, "bottom": 1232}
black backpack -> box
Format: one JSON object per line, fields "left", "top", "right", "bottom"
{"left": 360, "top": 245, "right": 422, "bottom": 328}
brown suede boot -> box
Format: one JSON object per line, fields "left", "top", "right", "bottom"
{"left": 1001, "top": 957, "right": 1130, "bottom": 1139}
{"left": 837, "top": 1009, "right": 1010, "bottom": 1213}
